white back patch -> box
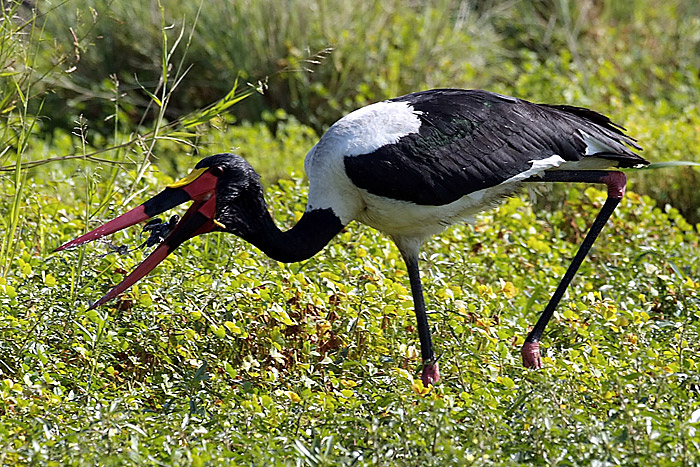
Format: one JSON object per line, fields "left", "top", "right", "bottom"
{"left": 325, "top": 100, "right": 423, "bottom": 157}
{"left": 302, "top": 100, "right": 423, "bottom": 224}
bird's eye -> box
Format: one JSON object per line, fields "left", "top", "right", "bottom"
{"left": 211, "top": 166, "right": 224, "bottom": 176}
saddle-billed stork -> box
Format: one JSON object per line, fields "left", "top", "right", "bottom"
{"left": 57, "top": 89, "right": 648, "bottom": 385}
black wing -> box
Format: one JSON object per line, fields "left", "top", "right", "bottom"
{"left": 344, "top": 89, "right": 647, "bottom": 206}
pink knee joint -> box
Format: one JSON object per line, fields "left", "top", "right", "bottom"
{"left": 602, "top": 171, "right": 627, "bottom": 199}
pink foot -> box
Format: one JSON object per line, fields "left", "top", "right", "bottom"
{"left": 521, "top": 342, "right": 543, "bottom": 369}
{"left": 421, "top": 361, "right": 440, "bottom": 386}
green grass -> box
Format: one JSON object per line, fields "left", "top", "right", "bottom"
{"left": 2, "top": 0, "right": 700, "bottom": 464}
{"left": 1, "top": 171, "right": 699, "bottom": 465}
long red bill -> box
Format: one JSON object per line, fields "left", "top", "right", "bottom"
{"left": 55, "top": 169, "right": 218, "bottom": 252}
{"left": 56, "top": 167, "right": 223, "bottom": 309}
{"left": 87, "top": 195, "right": 219, "bottom": 310}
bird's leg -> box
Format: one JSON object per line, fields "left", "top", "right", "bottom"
{"left": 400, "top": 250, "right": 440, "bottom": 385}
{"left": 521, "top": 170, "right": 627, "bottom": 368}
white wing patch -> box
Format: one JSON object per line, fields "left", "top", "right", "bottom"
{"left": 580, "top": 130, "right": 618, "bottom": 155}
{"left": 502, "top": 154, "right": 566, "bottom": 184}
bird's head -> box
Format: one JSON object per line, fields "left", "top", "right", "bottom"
{"left": 55, "top": 153, "right": 264, "bottom": 308}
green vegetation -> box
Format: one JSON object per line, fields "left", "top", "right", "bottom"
{"left": 1, "top": 0, "right": 699, "bottom": 464}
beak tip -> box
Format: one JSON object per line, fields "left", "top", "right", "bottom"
{"left": 59, "top": 173, "right": 218, "bottom": 311}
{"left": 55, "top": 235, "right": 97, "bottom": 253}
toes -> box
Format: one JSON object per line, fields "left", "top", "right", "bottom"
{"left": 521, "top": 341, "right": 543, "bottom": 369}
{"left": 421, "top": 361, "right": 440, "bottom": 385}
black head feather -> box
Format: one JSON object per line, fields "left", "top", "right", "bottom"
{"left": 195, "top": 153, "right": 267, "bottom": 238}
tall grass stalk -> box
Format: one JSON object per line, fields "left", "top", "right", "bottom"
{"left": 60, "top": 0, "right": 258, "bottom": 307}
{"left": 0, "top": 4, "right": 45, "bottom": 276}
{"left": 127, "top": 0, "right": 202, "bottom": 198}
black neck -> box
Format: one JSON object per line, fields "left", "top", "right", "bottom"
{"left": 245, "top": 208, "right": 345, "bottom": 263}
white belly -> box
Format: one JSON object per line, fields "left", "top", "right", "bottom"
{"left": 355, "top": 181, "right": 520, "bottom": 239}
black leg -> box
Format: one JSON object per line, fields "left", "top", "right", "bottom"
{"left": 521, "top": 170, "right": 627, "bottom": 368}
{"left": 400, "top": 249, "right": 440, "bottom": 385}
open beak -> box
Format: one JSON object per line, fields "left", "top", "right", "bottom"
{"left": 55, "top": 168, "right": 223, "bottom": 309}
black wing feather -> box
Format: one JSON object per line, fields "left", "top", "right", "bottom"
{"left": 344, "top": 89, "right": 647, "bottom": 206}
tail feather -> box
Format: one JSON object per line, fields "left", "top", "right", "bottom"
{"left": 542, "top": 103, "right": 647, "bottom": 167}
